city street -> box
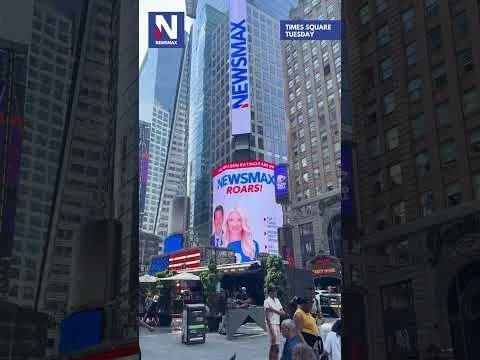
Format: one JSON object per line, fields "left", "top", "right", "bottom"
{"left": 139, "top": 320, "right": 336, "bottom": 360}
{"left": 139, "top": 324, "right": 273, "bottom": 360}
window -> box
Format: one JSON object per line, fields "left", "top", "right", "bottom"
{"left": 383, "top": 92, "right": 395, "bottom": 114}
{"left": 457, "top": 48, "right": 474, "bottom": 73}
{"left": 391, "top": 201, "right": 406, "bottom": 225}
{"left": 385, "top": 127, "right": 399, "bottom": 150}
{"left": 401, "top": 8, "right": 415, "bottom": 32}
{"left": 446, "top": 183, "right": 462, "bottom": 207}
{"left": 473, "top": 174, "right": 480, "bottom": 200}
{"left": 322, "top": 147, "right": 329, "bottom": 159}
{"left": 405, "top": 42, "right": 417, "bottom": 66}
{"left": 420, "top": 191, "right": 434, "bottom": 217}
{"left": 462, "top": 88, "right": 480, "bottom": 116}
{"left": 301, "top": 158, "right": 308, "bottom": 168}
{"left": 372, "top": 170, "right": 384, "bottom": 193}
{"left": 415, "top": 152, "right": 430, "bottom": 177}
{"left": 368, "top": 136, "right": 381, "bottom": 157}
{"left": 454, "top": 11, "right": 468, "bottom": 38}
{"left": 412, "top": 113, "right": 425, "bottom": 139}
{"left": 425, "top": 0, "right": 441, "bottom": 12}
{"left": 470, "top": 128, "right": 480, "bottom": 154}
{"left": 435, "top": 102, "right": 449, "bottom": 128}
{"left": 300, "top": 143, "right": 306, "bottom": 153}
{"left": 439, "top": 141, "right": 456, "bottom": 165}
{"left": 408, "top": 78, "right": 422, "bottom": 102}
{"left": 377, "top": 25, "right": 391, "bottom": 48}
{"left": 299, "top": 128, "right": 305, "bottom": 138}
{"left": 432, "top": 63, "right": 447, "bottom": 89}
{"left": 376, "top": 0, "right": 387, "bottom": 14}
{"left": 389, "top": 164, "right": 402, "bottom": 185}
{"left": 360, "top": 4, "right": 370, "bottom": 24}
{"left": 380, "top": 57, "right": 393, "bottom": 80}
{"left": 303, "top": 173, "right": 309, "bottom": 182}
{"left": 429, "top": 26, "right": 442, "bottom": 51}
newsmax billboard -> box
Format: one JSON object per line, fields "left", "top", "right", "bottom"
{"left": 212, "top": 161, "right": 283, "bottom": 263}
{"left": 229, "top": 0, "right": 251, "bottom": 136}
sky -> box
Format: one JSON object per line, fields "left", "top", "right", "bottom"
{"left": 139, "top": 0, "right": 194, "bottom": 68}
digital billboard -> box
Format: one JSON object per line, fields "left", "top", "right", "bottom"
{"left": 163, "top": 233, "right": 184, "bottom": 254}
{"left": 229, "top": 0, "right": 251, "bottom": 135}
{"left": 212, "top": 161, "right": 283, "bottom": 263}
{"left": 274, "top": 163, "right": 290, "bottom": 204}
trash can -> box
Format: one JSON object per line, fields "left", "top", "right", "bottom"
{"left": 181, "top": 304, "right": 206, "bottom": 344}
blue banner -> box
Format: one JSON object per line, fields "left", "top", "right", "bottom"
{"left": 274, "top": 164, "right": 289, "bottom": 201}
{"left": 280, "top": 20, "right": 342, "bottom": 41}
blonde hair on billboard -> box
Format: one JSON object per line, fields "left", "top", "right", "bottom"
{"left": 224, "top": 207, "right": 255, "bottom": 260}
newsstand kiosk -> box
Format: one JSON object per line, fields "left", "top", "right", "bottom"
{"left": 181, "top": 304, "right": 206, "bottom": 344}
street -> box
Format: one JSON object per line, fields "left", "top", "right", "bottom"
{"left": 139, "top": 320, "right": 337, "bottom": 360}
{"left": 140, "top": 324, "right": 273, "bottom": 360}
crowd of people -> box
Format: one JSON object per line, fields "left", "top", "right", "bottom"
{"left": 264, "top": 286, "right": 341, "bottom": 360}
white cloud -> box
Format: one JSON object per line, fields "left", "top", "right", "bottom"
{"left": 139, "top": 0, "right": 193, "bottom": 68}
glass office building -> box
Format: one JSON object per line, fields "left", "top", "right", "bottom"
{"left": 187, "top": 0, "right": 295, "bottom": 244}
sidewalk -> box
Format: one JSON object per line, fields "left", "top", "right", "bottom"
{"left": 140, "top": 324, "right": 276, "bottom": 360}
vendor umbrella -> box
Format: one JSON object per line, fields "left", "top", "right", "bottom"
{"left": 159, "top": 272, "right": 200, "bottom": 281}
{"left": 139, "top": 274, "right": 158, "bottom": 283}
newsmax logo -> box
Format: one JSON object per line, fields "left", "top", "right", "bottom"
{"left": 148, "top": 12, "right": 185, "bottom": 48}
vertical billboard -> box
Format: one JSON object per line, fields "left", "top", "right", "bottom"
{"left": 229, "top": 0, "right": 251, "bottom": 135}
{"left": 212, "top": 161, "right": 283, "bottom": 263}
{"left": 274, "top": 163, "right": 290, "bottom": 204}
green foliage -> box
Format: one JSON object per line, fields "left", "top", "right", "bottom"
{"left": 200, "top": 261, "right": 222, "bottom": 309}
{"left": 152, "top": 270, "right": 177, "bottom": 311}
{"left": 264, "top": 255, "right": 289, "bottom": 314}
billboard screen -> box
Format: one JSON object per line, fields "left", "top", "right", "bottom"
{"left": 229, "top": 0, "right": 251, "bottom": 136}
{"left": 212, "top": 161, "right": 283, "bottom": 263}
{"left": 274, "top": 163, "right": 289, "bottom": 204}
{"left": 163, "top": 233, "right": 184, "bottom": 254}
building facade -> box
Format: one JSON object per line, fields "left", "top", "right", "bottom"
{"left": 5, "top": 2, "right": 74, "bottom": 309}
{"left": 187, "top": 0, "right": 294, "bottom": 246}
{"left": 345, "top": 0, "right": 480, "bottom": 359}
{"left": 282, "top": 0, "right": 342, "bottom": 268}
{"left": 155, "top": 33, "right": 192, "bottom": 243}
{"left": 139, "top": 120, "right": 150, "bottom": 224}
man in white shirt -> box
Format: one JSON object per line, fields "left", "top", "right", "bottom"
{"left": 324, "top": 320, "right": 341, "bottom": 360}
{"left": 264, "top": 285, "right": 286, "bottom": 360}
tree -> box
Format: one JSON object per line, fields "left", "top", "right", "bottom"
{"left": 153, "top": 270, "right": 177, "bottom": 312}
{"left": 264, "top": 255, "right": 289, "bottom": 315}
{"left": 200, "top": 261, "right": 221, "bottom": 315}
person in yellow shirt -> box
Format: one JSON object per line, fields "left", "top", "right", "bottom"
{"left": 293, "top": 297, "right": 323, "bottom": 354}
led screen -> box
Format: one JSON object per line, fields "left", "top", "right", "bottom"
{"left": 212, "top": 160, "right": 283, "bottom": 263}
{"left": 163, "top": 233, "right": 184, "bottom": 254}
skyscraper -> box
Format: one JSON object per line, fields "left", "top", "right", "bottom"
{"left": 345, "top": 1, "right": 480, "bottom": 358}
{"left": 187, "top": 0, "right": 295, "bottom": 246}
{"left": 139, "top": 120, "right": 150, "bottom": 223}
{"left": 282, "top": 0, "right": 342, "bottom": 267}
{"left": 6, "top": 1, "right": 74, "bottom": 309}
{"left": 138, "top": 45, "right": 184, "bottom": 241}
{"left": 34, "top": 0, "right": 138, "bottom": 355}
{"left": 155, "top": 31, "right": 192, "bottom": 242}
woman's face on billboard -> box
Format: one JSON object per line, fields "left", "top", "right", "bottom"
{"left": 227, "top": 211, "right": 242, "bottom": 237}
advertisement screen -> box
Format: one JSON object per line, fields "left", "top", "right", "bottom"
{"left": 212, "top": 161, "right": 283, "bottom": 263}
{"left": 163, "top": 233, "right": 184, "bottom": 254}
{"left": 274, "top": 163, "right": 289, "bottom": 203}
{"left": 229, "top": 0, "right": 251, "bottom": 135}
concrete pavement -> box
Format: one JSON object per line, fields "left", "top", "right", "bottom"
{"left": 139, "top": 324, "right": 275, "bottom": 360}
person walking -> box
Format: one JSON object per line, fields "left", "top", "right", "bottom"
{"left": 264, "top": 285, "right": 286, "bottom": 360}
{"left": 280, "top": 319, "right": 301, "bottom": 360}
{"left": 293, "top": 298, "right": 323, "bottom": 355}
{"left": 324, "top": 320, "right": 341, "bottom": 360}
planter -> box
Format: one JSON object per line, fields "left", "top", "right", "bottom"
{"left": 158, "top": 313, "right": 171, "bottom": 327}
{"left": 206, "top": 316, "right": 221, "bottom": 332}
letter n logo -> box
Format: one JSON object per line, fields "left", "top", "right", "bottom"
{"left": 148, "top": 12, "right": 185, "bottom": 48}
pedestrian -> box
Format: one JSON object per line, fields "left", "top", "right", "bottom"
{"left": 264, "top": 285, "right": 286, "bottom": 360}
{"left": 292, "top": 343, "right": 316, "bottom": 360}
{"left": 293, "top": 298, "right": 323, "bottom": 355}
{"left": 280, "top": 319, "right": 301, "bottom": 360}
{"left": 324, "top": 320, "right": 341, "bottom": 360}
{"left": 309, "top": 287, "right": 323, "bottom": 325}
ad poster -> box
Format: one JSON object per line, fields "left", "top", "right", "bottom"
{"left": 212, "top": 161, "right": 283, "bottom": 263}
